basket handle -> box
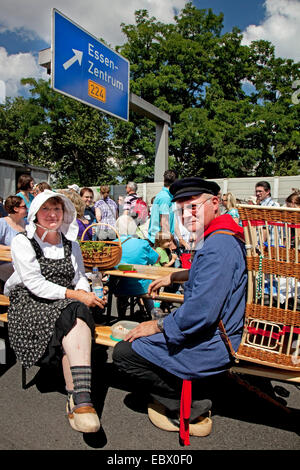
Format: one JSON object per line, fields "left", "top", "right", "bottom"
{"left": 80, "top": 222, "right": 121, "bottom": 245}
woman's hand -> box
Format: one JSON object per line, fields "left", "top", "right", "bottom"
{"left": 124, "top": 320, "right": 160, "bottom": 342}
{"left": 66, "top": 289, "right": 107, "bottom": 309}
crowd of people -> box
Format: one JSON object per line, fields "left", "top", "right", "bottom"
{"left": 0, "top": 173, "right": 299, "bottom": 440}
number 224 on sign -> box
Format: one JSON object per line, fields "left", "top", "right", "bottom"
{"left": 88, "top": 80, "right": 106, "bottom": 102}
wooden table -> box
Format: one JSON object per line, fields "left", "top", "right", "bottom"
{"left": 103, "top": 264, "right": 186, "bottom": 321}
{"left": 0, "top": 248, "right": 12, "bottom": 262}
{"left": 105, "top": 264, "right": 185, "bottom": 281}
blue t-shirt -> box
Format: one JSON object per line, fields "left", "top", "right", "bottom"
{"left": 116, "top": 235, "right": 159, "bottom": 295}
{"left": 148, "top": 187, "right": 175, "bottom": 243}
{"left": 16, "top": 192, "right": 34, "bottom": 209}
{"left": 0, "top": 218, "right": 20, "bottom": 266}
{"left": 0, "top": 218, "right": 19, "bottom": 246}
{"left": 16, "top": 192, "right": 33, "bottom": 224}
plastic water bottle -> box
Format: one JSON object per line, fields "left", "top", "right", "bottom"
{"left": 0, "top": 338, "right": 6, "bottom": 364}
{"left": 151, "top": 301, "right": 165, "bottom": 320}
{"left": 91, "top": 267, "right": 103, "bottom": 299}
{"left": 92, "top": 218, "right": 97, "bottom": 241}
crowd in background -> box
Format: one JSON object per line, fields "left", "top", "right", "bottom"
{"left": 0, "top": 173, "right": 299, "bottom": 295}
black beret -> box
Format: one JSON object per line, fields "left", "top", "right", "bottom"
{"left": 169, "top": 177, "right": 220, "bottom": 202}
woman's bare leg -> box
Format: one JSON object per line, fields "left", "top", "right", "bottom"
{"left": 62, "top": 317, "right": 91, "bottom": 367}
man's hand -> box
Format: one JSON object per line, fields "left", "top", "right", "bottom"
{"left": 125, "top": 320, "right": 160, "bottom": 342}
{"left": 148, "top": 274, "right": 172, "bottom": 297}
{"left": 179, "top": 238, "right": 191, "bottom": 250}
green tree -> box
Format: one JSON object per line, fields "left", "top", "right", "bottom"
{"left": 1, "top": 78, "right": 116, "bottom": 187}
{"left": 115, "top": 3, "right": 299, "bottom": 178}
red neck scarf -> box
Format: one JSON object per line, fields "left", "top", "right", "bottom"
{"left": 203, "top": 214, "right": 244, "bottom": 239}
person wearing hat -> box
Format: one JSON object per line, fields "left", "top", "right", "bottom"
{"left": 4, "top": 190, "right": 106, "bottom": 433}
{"left": 112, "top": 177, "right": 247, "bottom": 443}
{"left": 67, "top": 184, "right": 80, "bottom": 194}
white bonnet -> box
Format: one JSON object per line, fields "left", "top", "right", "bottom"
{"left": 26, "top": 190, "right": 79, "bottom": 241}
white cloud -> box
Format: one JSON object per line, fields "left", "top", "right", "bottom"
{"left": 242, "top": 0, "right": 300, "bottom": 62}
{"left": 0, "top": 47, "right": 48, "bottom": 98}
{"left": 0, "top": 0, "right": 186, "bottom": 98}
{"left": 0, "top": 80, "right": 5, "bottom": 104}
{"left": 0, "top": 0, "right": 186, "bottom": 46}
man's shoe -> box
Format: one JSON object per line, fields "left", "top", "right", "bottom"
{"left": 66, "top": 394, "right": 100, "bottom": 433}
{"left": 148, "top": 400, "right": 212, "bottom": 437}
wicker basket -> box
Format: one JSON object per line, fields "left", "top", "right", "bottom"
{"left": 80, "top": 223, "right": 122, "bottom": 270}
{"left": 234, "top": 204, "right": 300, "bottom": 371}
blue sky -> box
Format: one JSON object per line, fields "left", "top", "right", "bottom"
{"left": 0, "top": 0, "right": 299, "bottom": 101}
{"left": 193, "top": 0, "right": 266, "bottom": 32}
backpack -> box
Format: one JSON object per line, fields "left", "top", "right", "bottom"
{"left": 130, "top": 196, "right": 149, "bottom": 224}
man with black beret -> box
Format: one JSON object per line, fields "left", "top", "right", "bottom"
{"left": 113, "top": 177, "right": 247, "bottom": 443}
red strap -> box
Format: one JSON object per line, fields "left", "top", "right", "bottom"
{"left": 242, "top": 220, "right": 300, "bottom": 229}
{"left": 248, "top": 325, "right": 300, "bottom": 340}
{"left": 179, "top": 379, "right": 192, "bottom": 446}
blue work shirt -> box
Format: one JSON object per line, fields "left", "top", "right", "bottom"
{"left": 148, "top": 187, "right": 175, "bottom": 243}
{"left": 132, "top": 226, "right": 247, "bottom": 380}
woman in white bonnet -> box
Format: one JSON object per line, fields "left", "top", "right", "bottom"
{"left": 5, "top": 190, "right": 105, "bottom": 433}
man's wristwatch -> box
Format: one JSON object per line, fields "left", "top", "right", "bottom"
{"left": 157, "top": 317, "right": 164, "bottom": 333}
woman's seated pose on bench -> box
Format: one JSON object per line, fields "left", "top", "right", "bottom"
{"left": 4, "top": 190, "right": 106, "bottom": 433}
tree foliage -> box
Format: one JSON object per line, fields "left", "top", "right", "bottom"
{"left": 116, "top": 3, "right": 299, "bottom": 178}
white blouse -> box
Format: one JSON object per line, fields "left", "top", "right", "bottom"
{"left": 4, "top": 233, "right": 90, "bottom": 299}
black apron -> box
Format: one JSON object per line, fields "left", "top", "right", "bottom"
{"left": 8, "top": 233, "right": 94, "bottom": 369}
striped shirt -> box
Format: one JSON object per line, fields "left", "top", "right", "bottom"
{"left": 260, "top": 196, "right": 280, "bottom": 207}
{"left": 259, "top": 196, "right": 280, "bottom": 246}
{"left": 94, "top": 197, "right": 118, "bottom": 229}
{"left": 123, "top": 193, "right": 138, "bottom": 213}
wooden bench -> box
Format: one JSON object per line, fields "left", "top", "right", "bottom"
{"left": 0, "top": 312, "right": 8, "bottom": 324}
{"left": 94, "top": 324, "right": 117, "bottom": 348}
{"left": 0, "top": 295, "right": 9, "bottom": 307}
{"left": 141, "top": 292, "right": 184, "bottom": 304}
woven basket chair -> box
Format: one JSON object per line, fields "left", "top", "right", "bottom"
{"left": 80, "top": 223, "right": 122, "bottom": 270}
{"left": 228, "top": 204, "right": 300, "bottom": 371}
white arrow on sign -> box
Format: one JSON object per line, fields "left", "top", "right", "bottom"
{"left": 63, "top": 49, "right": 83, "bottom": 70}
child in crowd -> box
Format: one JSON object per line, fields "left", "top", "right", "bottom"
{"left": 154, "top": 231, "right": 178, "bottom": 267}
{"left": 154, "top": 231, "right": 180, "bottom": 312}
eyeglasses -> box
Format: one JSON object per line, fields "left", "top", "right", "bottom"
{"left": 19, "top": 204, "right": 27, "bottom": 209}
{"left": 181, "top": 198, "right": 212, "bottom": 214}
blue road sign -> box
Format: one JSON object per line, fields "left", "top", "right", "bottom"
{"left": 52, "top": 9, "right": 129, "bottom": 121}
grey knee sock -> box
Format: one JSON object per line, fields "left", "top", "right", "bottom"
{"left": 70, "top": 365, "right": 92, "bottom": 405}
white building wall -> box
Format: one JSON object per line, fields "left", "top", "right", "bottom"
{"left": 68, "top": 175, "right": 300, "bottom": 206}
